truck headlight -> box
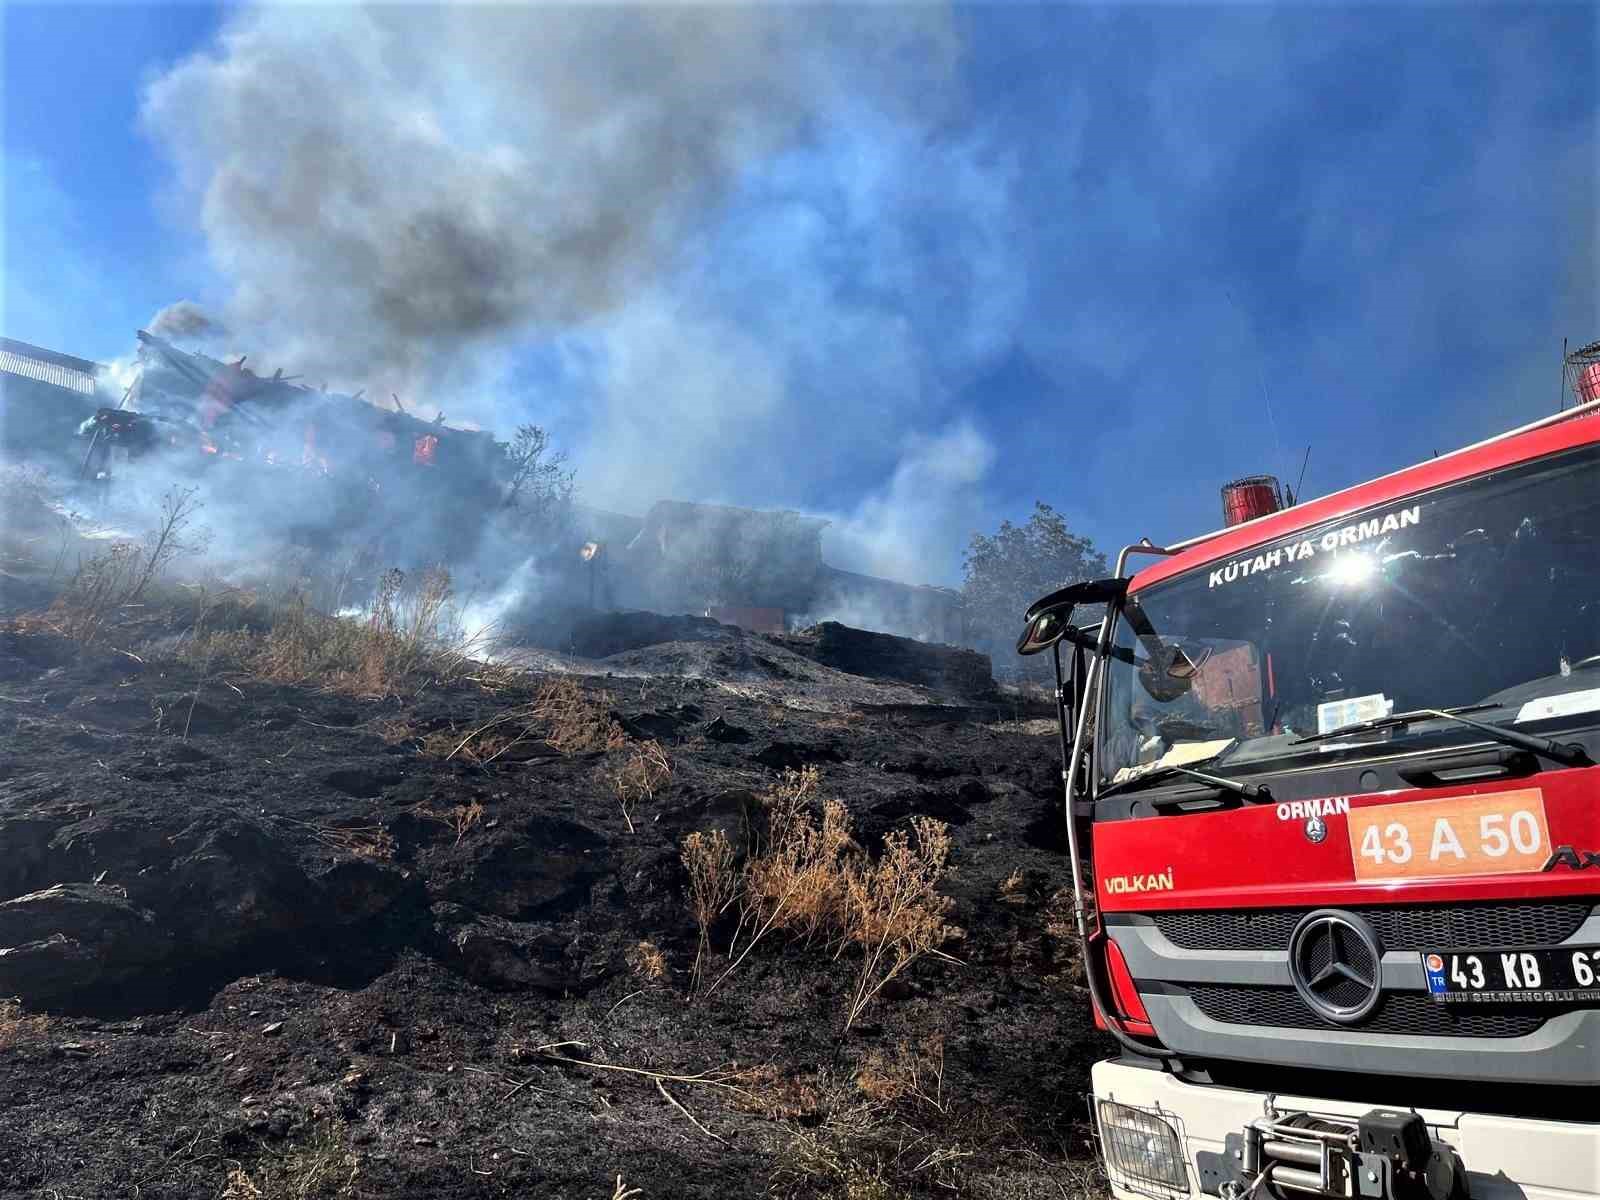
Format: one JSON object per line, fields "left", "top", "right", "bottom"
{"left": 1097, "top": 1100, "right": 1188, "bottom": 1192}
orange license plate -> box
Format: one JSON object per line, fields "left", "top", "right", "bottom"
{"left": 1346, "top": 788, "right": 1551, "bottom": 882}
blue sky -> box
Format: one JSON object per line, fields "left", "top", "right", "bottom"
{"left": 4, "top": 2, "right": 1596, "bottom": 586}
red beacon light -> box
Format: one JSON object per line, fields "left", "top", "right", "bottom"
{"left": 1220, "top": 474, "right": 1285, "bottom": 527}
{"left": 1563, "top": 340, "right": 1600, "bottom": 409}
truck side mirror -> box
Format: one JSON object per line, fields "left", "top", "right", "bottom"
{"left": 1017, "top": 606, "right": 1072, "bottom": 656}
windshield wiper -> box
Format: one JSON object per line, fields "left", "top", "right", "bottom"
{"left": 1290, "top": 704, "right": 1496, "bottom": 746}
{"left": 1101, "top": 762, "right": 1271, "bottom": 801}
{"left": 1293, "top": 705, "right": 1589, "bottom": 767}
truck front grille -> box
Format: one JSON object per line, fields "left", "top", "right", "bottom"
{"left": 1185, "top": 984, "right": 1555, "bottom": 1038}
{"left": 1150, "top": 900, "right": 1591, "bottom": 953}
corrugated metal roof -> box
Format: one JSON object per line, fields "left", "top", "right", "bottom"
{"left": 0, "top": 337, "right": 102, "bottom": 396}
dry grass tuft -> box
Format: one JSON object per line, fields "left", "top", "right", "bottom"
{"left": 248, "top": 567, "right": 482, "bottom": 698}
{"left": 154, "top": 566, "right": 491, "bottom": 701}
{"left": 220, "top": 1122, "right": 360, "bottom": 1199}
{"left": 627, "top": 940, "right": 669, "bottom": 981}
{"left": 0, "top": 998, "right": 48, "bottom": 1050}
{"left": 609, "top": 740, "right": 671, "bottom": 833}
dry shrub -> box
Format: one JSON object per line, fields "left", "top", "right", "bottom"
{"left": 842, "top": 817, "right": 957, "bottom": 1029}
{"left": 0, "top": 998, "right": 47, "bottom": 1049}
{"left": 609, "top": 740, "right": 671, "bottom": 833}
{"left": 627, "top": 940, "right": 668, "bottom": 981}
{"left": 534, "top": 678, "right": 626, "bottom": 755}
{"left": 681, "top": 829, "right": 738, "bottom": 993}
{"left": 698, "top": 767, "right": 957, "bottom": 1028}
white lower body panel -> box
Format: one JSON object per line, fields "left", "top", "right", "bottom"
{"left": 1091, "top": 1059, "right": 1600, "bottom": 1200}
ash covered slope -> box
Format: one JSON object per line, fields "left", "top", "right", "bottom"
{"left": 0, "top": 618, "right": 1102, "bottom": 1199}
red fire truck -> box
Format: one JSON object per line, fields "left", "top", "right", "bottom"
{"left": 1017, "top": 399, "right": 1600, "bottom": 1200}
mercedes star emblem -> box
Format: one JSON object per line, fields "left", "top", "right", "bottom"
{"left": 1288, "top": 910, "right": 1383, "bottom": 1025}
{"left": 1304, "top": 816, "right": 1328, "bottom": 844}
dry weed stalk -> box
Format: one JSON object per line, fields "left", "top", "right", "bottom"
{"left": 610, "top": 740, "right": 671, "bottom": 833}
{"left": 681, "top": 829, "right": 738, "bottom": 994}
{"left": 609, "top": 1175, "right": 643, "bottom": 1200}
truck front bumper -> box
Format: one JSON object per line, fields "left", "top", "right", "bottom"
{"left": 1092, "top": 1059, "right": 1599, "bottom": 1200}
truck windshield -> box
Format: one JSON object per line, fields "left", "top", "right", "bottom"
{"left": 1099, "top": 441, "right": 1600, "bottom": 784}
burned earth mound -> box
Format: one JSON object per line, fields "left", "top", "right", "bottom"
{"left": 0, "top": 621, "right": 1103, "bottom": 1199}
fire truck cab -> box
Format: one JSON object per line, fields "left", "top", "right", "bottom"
{"left": 1019, "top": 402, "right": 1600, "bottom": 1200}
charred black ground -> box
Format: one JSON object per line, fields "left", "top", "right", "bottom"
{"left": 0, "top": 606, "right": 1108, "bottom": 1199}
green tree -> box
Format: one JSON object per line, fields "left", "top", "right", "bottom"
{"left": 502, "top": 423, "right": 576, "bottom": 533}
{"left": 961, "top": 502, "right": 1108, "bottom": 679}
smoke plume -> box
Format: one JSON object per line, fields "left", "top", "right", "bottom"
{"left": 142, "top": 6, "right": 959, "bottom": 395}
{"left": 139, "top": 3, "right": 1013, "bottom": 603}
